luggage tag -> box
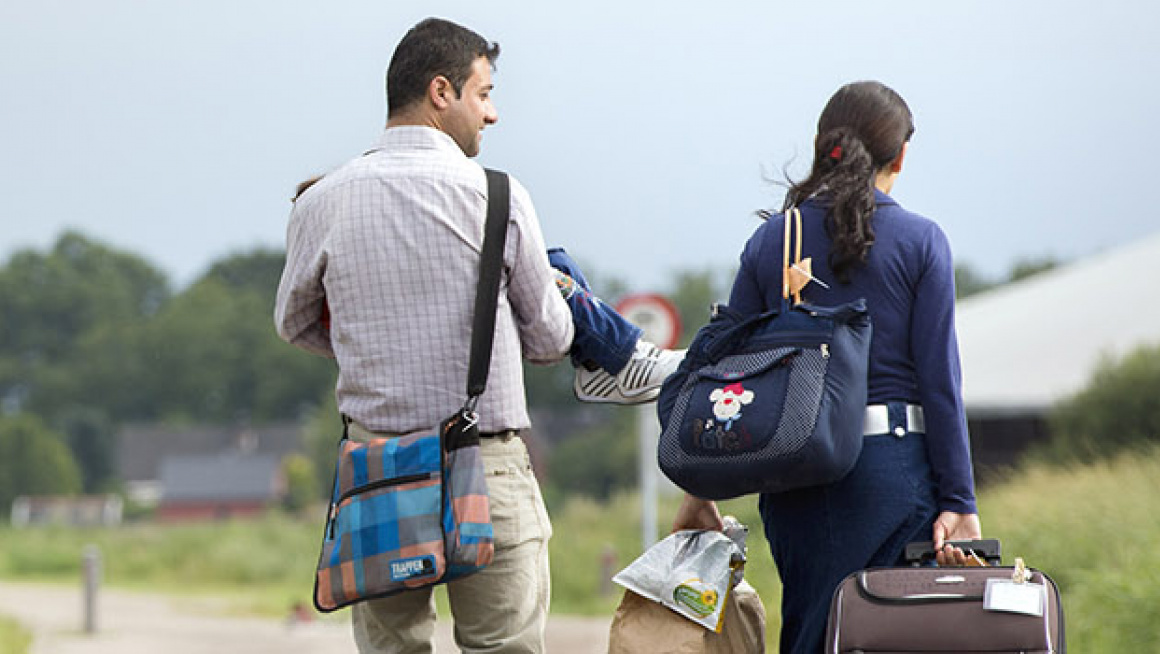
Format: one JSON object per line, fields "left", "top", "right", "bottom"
{"left": 984, "top": 557, "right": 1045, "bottom": 617}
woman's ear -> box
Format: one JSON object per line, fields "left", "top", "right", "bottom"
{"left": 890, "top": 141, "right": 909, "bottom": 174}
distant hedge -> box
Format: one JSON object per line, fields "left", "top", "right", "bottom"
{"left": 1038, "top": 342, "right": 1160, "bottom": 464}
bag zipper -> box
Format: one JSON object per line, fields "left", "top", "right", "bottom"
{"left": 329, "top": 471, "right": 439, "bottom": 539}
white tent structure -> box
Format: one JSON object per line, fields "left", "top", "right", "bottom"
{"left": 956, "top": 231, "right": 1160, "bottom": 418}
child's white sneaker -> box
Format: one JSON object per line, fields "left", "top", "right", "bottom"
{"left": 573, "top": 341, "right": 685, "bottom": 405}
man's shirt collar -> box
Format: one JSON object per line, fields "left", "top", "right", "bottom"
{"left": 368, "top": 125, "right": 467, "bottom": 158}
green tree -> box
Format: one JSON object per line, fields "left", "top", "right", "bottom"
{"left": 135, "top": 268, "right": 334, "bottom": 423}
{"left": 138, "top": 278, "right": 258, "bottom": 422}
{"left": 0, "top": 232, "right": 170, "bottom": 415}
{"left": 53, "top": 407, "right": 118, "bottom": 493}
{"left": 47, "top": 319, "right": 155, "bottom": 420}
{"left": 0, "top": 414, "right": 82, "bottom": 509}
{"left": 0, "top": 239, "right": 332, "bottom": 427}
{"left": 0, "top": 233, "right": 171, "bottom": 483}
{"left": 201, "top": 249, "right": 287, "bottom": 300}
{"left": 666, "top": 268, "right": 727, "bottom": 346}
{"left": 190, "top": 249, "right": 334, "bottom": 423}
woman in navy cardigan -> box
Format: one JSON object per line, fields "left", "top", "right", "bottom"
{"left": 674, "top": 81, "right": 983, "bottom": 653}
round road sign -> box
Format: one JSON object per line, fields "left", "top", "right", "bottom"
{"left": 615, "top": 294, "right": 682, "bottom": 350}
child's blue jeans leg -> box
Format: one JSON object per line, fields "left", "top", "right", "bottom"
{"left": 547, "top": 247, "right": 641, "bottom": 374}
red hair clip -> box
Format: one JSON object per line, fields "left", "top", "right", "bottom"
{"left": 829, "top": 146, "right": 843, "bottom": 161}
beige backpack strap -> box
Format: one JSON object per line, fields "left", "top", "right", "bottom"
{"left": 783, "top": 207, "right": 810, "bottom": 304}
{"left": 782, "top": 209, "right": 793, "bottom": 301}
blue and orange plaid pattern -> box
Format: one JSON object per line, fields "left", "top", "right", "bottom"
{"left": 314, "top": 421, "right": 494, "bottom": 612}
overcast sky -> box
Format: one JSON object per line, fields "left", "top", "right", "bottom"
{"left": 2, "top": 0, "right": 1157, "bottom": 295}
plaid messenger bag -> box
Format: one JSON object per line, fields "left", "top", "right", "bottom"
{"left": 313, "top": 169, "right": 510, "bottom": 612}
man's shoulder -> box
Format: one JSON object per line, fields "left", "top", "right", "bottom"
{"left": 498, "top": 170, "right": 530, "bottom": 195}
{"left": 290, "top": 161, "right": 373, "bottom": 213}
{"left": 296, "top": 149, "right": 458, "bottom": 203}
{"left": 484, "top": 170, "right": 536, "bottom": 217}
{"left": 296, "top": 148, "right": 537, "bottom": 220}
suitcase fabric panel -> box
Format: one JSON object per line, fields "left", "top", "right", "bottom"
{"left": 826, "top": 566, "right": 1064, "bottom": 653}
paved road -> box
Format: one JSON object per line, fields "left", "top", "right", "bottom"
{"left": 0, "top": 582, "right": 610, "bottom": 653}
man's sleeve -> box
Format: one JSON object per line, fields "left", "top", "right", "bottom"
{"left": 503, "top": 177, "right": 574, "bottom": 364}
{"left": 274, "top": 202, "right": 335, "bottom": 358}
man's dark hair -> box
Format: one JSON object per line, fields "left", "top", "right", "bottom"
{"left": 386, "top": 18, "right": 500, "bottom": 116}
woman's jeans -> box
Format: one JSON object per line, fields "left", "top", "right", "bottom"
{"left": 758, "top": 402, "right": 939, "bottom": 654}
{"left": 547, "top": 247, "right": 641, "bottom": 374}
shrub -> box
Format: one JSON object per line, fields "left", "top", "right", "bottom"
{"left": 281, "top": 454, "right": 318, "bottom": 513}
{"left": 1038, "top": 342, "right": 1160, "bottom": 464}
{"left": 0, "top": 414, "right": 82, "bottom": 509}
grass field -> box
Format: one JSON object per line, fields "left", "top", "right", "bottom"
{"left": 2, "top": 445, "right": 1159, "bottom": 651}
{"left": 0, "top": 615, "right": 31, "bottom": 654}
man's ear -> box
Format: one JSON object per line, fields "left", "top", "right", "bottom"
{"left": 890, "top": 141, "right": 908, "bottom": 174}
{"left": 428, "top": 75, "right": 453, "bottom": 109}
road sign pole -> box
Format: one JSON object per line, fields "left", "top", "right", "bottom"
{"left": 615, "top": 294, "right": 681, "bottom": 553}
{"left": 639, "top": 403, "right": 658, "bottom": 549}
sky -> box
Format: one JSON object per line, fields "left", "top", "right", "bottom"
{"left": 2, "top": 0, "right": 1158, "bottom": 295}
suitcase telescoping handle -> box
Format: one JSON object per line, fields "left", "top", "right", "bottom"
{"left": 904, "top": 538, "right": 1002, "bottom": 566}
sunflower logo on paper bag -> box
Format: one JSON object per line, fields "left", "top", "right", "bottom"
{"left": 691, "top": 382, "right": 754, "bottom": 451}
{"left": 672, "top": 579, "right": 719, "bottom": 617}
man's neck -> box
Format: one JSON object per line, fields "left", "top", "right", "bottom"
{"left": 386, "top": 106, "right": 437, "bottom": 130}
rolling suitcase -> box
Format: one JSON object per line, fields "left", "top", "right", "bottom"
{"left": 825, "top": 540, "right": 1065, "bottom": 653}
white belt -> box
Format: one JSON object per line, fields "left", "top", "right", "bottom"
{"left": 863, "top": 404, "right": 925, "bottom": 437}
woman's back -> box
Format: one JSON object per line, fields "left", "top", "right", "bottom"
{"left": 728, "top": 188, "right": 975, "bottom": 515}
{"left": 728, "top": 191, "right": 959, "bottom": 409}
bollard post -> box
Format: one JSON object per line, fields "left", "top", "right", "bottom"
{"left": 82, "top": 544, "right": 101, "bottom": 634}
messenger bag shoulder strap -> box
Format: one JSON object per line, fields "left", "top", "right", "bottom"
{"left": 465, "top": 169, "right": 511, "bottom": 401}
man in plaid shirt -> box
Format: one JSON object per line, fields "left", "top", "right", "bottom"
{"left": 276, "top": 18, "right": 571, "bottom": 653}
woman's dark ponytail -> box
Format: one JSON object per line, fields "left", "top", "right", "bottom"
{"left": 782, "top": 81, "right": 915, "bottom": 283}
